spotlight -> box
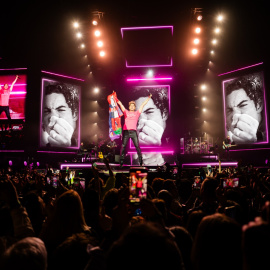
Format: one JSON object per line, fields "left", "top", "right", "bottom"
{"left": 94, "top": 87, "right": 99, "bottom": 93}
{"left": 195, "top": 27, "right": 201, "bottom": 33}
{"left": 76, "top": 32, "right": 82, "bottom": 38}
{"left": 192, "top": 48, "right": 198, "bottom": 55}
{"left": 9, "top": 160, "right": 12, "bottom": 166}
{"left": 80, "top": 43, "right": 85, "bottom": 48}
{"left": 214, "top": 27, "right": 221, "bottom": 34}
{"left": 97, "top": 41, "right": 103, "bottom": 47}
{"left": 193, "top": 38, "right": 200, "bottom": 44}
{"left": 24, "top": 161, "right": 27, "bottom": 166}
{"left": 212, "top": 39, "right": 217, "bottom": 45}
{"left": 201, "top": 84, "right": 206, "bottom": 90}
{"left": 99, "top": 51, "right": 105, "bottom": 57}
{"left": 202, "top": 108, "right": 207, "bottom": 112}
{"left": 147, "top": 70, "right": 154, "bottom": 77}
{"left": 202, "top": 96, "right": 207, "bottom": 101}
{"left": 197, "top": 15, "right": 203, "bottom": 21}
{"left": 217, "top": 15, "right": 224, "bottom": 22}
{"left": 92, "top": 20, "right": 98, "bottom": 26}
{"left": 94, "top": 30, "right": 101, "bottom": 37}
{"left": 210, "top": 50, "right": 214, "bottom": 54}
{"left": 73, "top": 22, "right": 79, "bottom": 28}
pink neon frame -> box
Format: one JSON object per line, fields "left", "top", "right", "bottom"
{"left": 126, "top": 77, "right": 173, "bottom": 82}
{"left": 221, "top": 64, "right": 268, "bottom": 145}
{"left": 41, "top": 70, "right": 85, "bottom": 82}
{"left": 129, "top": 84, "right": 171, "bottom": 149}
{"left": 39, "top": 78, "right": 81, "bottom": 150}
{"left": 121, "top": 25, "right": 174, "bottom": 68}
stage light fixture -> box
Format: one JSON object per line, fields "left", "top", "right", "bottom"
{"left": 202, "top": 96, "right": 206, "bottom": 101}
{"left": 94, "top": 30, "right": 101, "bottom": 37}
{"left": 202, "top": 108, "right": 207, "bottom": 112}
{"left": 212, "top": 39, "right": 217, "bottom": 45}
{"left": 80, "top": 44, "right": 85, "bottom": 48}
{"left": 195, "top": 27, "right": 201, "bottom": 33}
{"left": 97, "top": 41, "right": 103, "bottom": 47}
{"left": 99, "top": 51, "right": 105, "bottom": 57}
{"left": 192, "top": 48, "right": 198, "bottom": 55}
{"left": 193, "top": 38, "right": 200, "bottom": 44}
{"left": 201, "top": 84, "right": 206, "bottom": 90}
{"left": 94, "top": 87, "right": 99, "bottom": 93}
{"left": 197, "top": 15, "right": 203, "bottom": 21}
{"left": 147, "top": 70, "right": 154, "bottom": 77}
{"left": 214, "top": 27, "right": 221, "bottom": 34}
{"left": 76, "top": 32, "right": 82, "bottom": 38}
{"left": 73, "top": 22, "right": 79, "bottom": 28}
{"left": 92, "top": 20, "right": 98, "bottom": 26}
{"left": 217, "top": 15, "right": 224, "bottom": 22}
{"left": 210, "top": 50, "right": 214, "bottom": 54}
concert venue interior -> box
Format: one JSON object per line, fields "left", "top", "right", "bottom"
{"left": 0, "top": 0, "right": 269, "bottom": 173}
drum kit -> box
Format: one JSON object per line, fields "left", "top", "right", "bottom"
{"left": 185, "top": 138, "right": 209, "bottom": 154}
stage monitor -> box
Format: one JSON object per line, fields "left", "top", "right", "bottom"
{"left": 220, "top": 63, "right": 268, "bottom": 145}
{"left": 0, "top": 70, "right": 27, "bottom": 150}
{"left": 39, "top": 73, "right": 82, "bottom": 150}
{"left": 121, "top": 26, "right": 173, "bottom": 67}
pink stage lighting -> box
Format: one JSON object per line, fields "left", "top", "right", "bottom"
{"left": 126, "top": 77, "right": 172, "bottom": 82}
{"left": 41, "top": 70, "right": 85, "bottom": 82}
{"left": 121, "top": 25, "right": 173, "bottom": 68}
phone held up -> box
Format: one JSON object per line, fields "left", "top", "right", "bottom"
{"left": 129, "top": 167, "right": 148, "bottom": 205}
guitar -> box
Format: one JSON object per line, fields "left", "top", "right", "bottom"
{"left": 222, "top": 143, "right": 231, "bottom": 150}
{"left": 98, "top": 152, "right": 103, "bottom": 159}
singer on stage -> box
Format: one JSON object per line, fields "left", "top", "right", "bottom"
{"left": 117, "top": 93, "right": 152, "bottom": 168}
{"left": 0, "top": 75, "right": 19, "bottom": 131}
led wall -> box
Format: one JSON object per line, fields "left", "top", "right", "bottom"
{"left": 121, "top": 26, "right": 173, "bottom": 67}
{"left": 39, "top": 77, "right": 81, "bottom": 150}
{"left": 221, "top": 66, "right": 268, "bottom": 145}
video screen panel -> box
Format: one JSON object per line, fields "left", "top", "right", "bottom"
{"left": 121, "top": 26, "right": 173, "bottom": 67}
{"left": 0, "top": 74, "right": 26, "bottom": 121}
{"left": 40, "top": 78, "right": 81, "bottom": 149}
{"left": 222, "top": 71, "right": 268, "bottom": 145}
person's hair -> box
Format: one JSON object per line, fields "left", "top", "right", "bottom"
{"left": 45, "top": 83, "right": 79, "bottom": 116}
{"left": 40, "top": 190, "right": 89, "bottom": 250}
{"left": 0, "top": 237, "right": 47, "bottom": 270}
{"left": 131, "top": 87, "right": 169, "bottom": 118}
{"left": 191, "top": 213, "right": 242, "bottom": 270}
{"left": 225, "top": 73, "right": 263, "bottom": 110}
{"left": 129, "top": 101, "right": 136, "bottom": 107}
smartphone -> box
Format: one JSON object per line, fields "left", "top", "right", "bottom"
{"left": 172, "top": 167, "right": 178, "bottom": 175}
{"left": 46, "top": 176, "right": 51, "bottom": 185}
{"left": 79, "top": 179, "right": 85, "bottom": 190}
{"left": 223, "top": 178, "right": 239, "bottom": 188}
{"left": 129, "top": 167, "right": 148, "bottom": 204}
{"left": 52, "top": 176, "right": 59, "bottom": 188}
{"left": 193, "top": 176, "right": 201, "bottom": 189}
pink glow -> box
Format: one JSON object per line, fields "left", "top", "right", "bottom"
{"left": 0, "top": 150, "right": 24, "bottom": 152}
{"left": 0, "top": 68, "right": 27, "bottom": 71}
{"left": 41, "top": 70, "right": 85, "bottom": 82}
{"left": 37, "top": 151, "right": 77, "bottom": 154}
{"left": 128, "top": 151, "right": 174, "bottom": 154}
{"left": 218, "top": 62, "right": 263, "bottom": 76}
{"left": 230, "top": 147, "right": 270, "bottom": 152}
{"left": 121, "top": 25, "right": 173, "bottom": 38}
{"left": 10, "top": 91, "right": 27, "bottom": 95}
{"left": 182, "top": 162, "right": 238, "bottom": 168}
{"left": 126, "top": 77, "right": 172, "bottom": 82}
{"left": 60, "top": 163, "right": 93, "bottom": 169}
{"left": 125, "top": 58, "right": 173, "bottom": 68}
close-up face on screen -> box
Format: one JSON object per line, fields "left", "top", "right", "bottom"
{"left": 129, "top": 85, "right": 170, "bottom": 147}
{"left": 222, "top": 71, "right": 268, "bottom": 145}
{"left": 40, "top": 78, "right": 80, "bottom": 149}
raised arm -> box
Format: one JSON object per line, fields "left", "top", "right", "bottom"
{"left": 117, "top": 99, "right": 126, "bottom": 112}
{"left": 138, "top": 94, "right": 152, "bottom": 113}
{"left": 10, "top": 75, "right": 19, "bottom": 92}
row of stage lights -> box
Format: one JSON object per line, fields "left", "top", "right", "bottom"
{"left": 190, "top": 9, "right": 227, "bottom": 137}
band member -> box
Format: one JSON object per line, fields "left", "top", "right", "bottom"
{"left": 116, "top": 93, "right": 152, "bottom": 168}
{"left": 0, "top": 75, "right": 19, "bottom": 131}
{"left": 106, "top": 139, "right": 117, "bottom": 163}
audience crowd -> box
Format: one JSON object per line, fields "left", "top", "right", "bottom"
{"left": 0, "top": 157, "right": 270, "bottom": 270}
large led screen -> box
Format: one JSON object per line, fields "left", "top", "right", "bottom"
{"left": 0, "top": 74, "right": 26, "bottom": 121}
{"left": 123, "top": 85, "right": 174, "bottom": 166}
{"left": 121, "top": 26, "right": 173, "bottom": 67}
{"left": 40, "top": 78, "right": 81, "bottom": 149}
{"left": 222, "top": 71, "right": 268, "bottom": 145}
